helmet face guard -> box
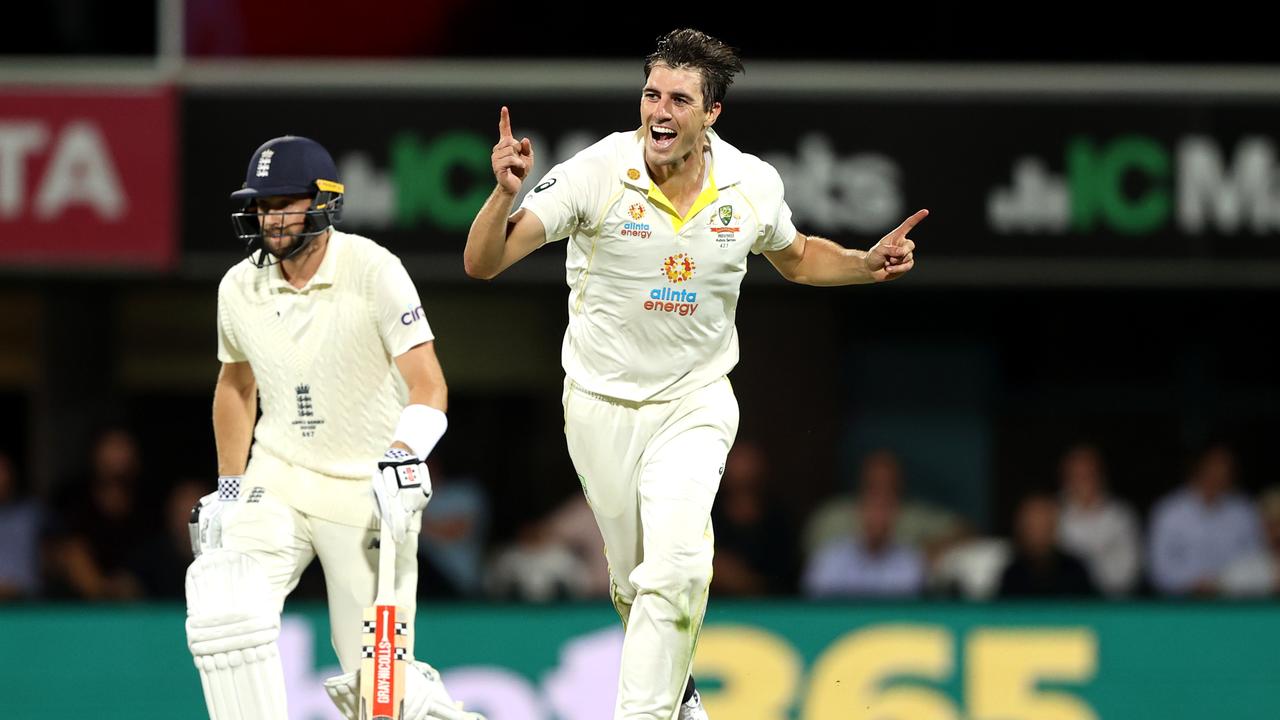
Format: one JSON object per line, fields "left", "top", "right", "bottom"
{"left": 230, "top": 184, "right": 344, "bottom": 267}
{"left": 228, "top": 136, "right": 344, "bottom": 268}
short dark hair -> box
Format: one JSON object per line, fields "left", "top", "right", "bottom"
{"left": 644, "top": 29, "right": 744, "bottom": 112}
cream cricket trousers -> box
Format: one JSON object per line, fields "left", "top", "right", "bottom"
{"left": 563, "top": 375, "right": 739, "bottom": 720}
{"left": 222, "top": 453, "right": 421, "bottom": 672}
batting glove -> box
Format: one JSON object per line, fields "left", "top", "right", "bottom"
{"left": 188, "top": 475, "right": 243, "bottom": 556}
{"left": 372, "top": 448, "right": 432, "bottom": 543}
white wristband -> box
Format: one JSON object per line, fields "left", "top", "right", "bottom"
{"left": 394, "top": 404, "right": 447, "bottom": 459}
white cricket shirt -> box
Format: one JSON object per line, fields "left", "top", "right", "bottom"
{"left": 520, "top": 128, "right": 796, "bottom": 402}
{"left": 217, "top": 230, "right": 434, "bottom": 480}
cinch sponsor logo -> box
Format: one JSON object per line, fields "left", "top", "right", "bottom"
{"left": 621, "top": 220, "right": 652, "bottom": 239}
{"left": 401, "top": 305, "right": 424, "bottom": 325}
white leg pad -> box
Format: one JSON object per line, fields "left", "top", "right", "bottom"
{"left": 323, "top": 671, "right": 360, "bottom": 720}
{"left": 186, "top": 549, "right": 287, "bottom": 720}
{"left": 324, "top": 660, "right": 487, "bottom": 720}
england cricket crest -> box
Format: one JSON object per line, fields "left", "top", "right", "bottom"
{"left": 292, "top": 383, "right": 325, "bottom": 438}
{"left": 295, "top": 385, "right": 313, "bottom": 417}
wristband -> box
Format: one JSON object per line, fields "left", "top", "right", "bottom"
{"left": 393, "top": 404, "right": 447, "bottom": 459}
{"left": 217, "top": 475, "right": 242, "bottom": 501}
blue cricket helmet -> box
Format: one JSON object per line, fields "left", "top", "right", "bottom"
{"left": 229, "top": 136, "right": 345, "bottom": 267}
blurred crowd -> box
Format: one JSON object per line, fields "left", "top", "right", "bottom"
{"left": 2, "top": 428, "right": 1278, "bottom": 603}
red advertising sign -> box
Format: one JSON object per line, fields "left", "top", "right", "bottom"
{"left": 0, "top": 89, "right": 176, "bottom": 269}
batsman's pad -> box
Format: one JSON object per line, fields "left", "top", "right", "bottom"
{"left": 324, "top": 660, "right": 488, "bottom": 720}
{"left": 185, "top": 549, "right": 286, "bottom": 720}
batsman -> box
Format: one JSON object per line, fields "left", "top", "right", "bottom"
{"left": 185, "top": 135, "right": 483, "bottom": 720}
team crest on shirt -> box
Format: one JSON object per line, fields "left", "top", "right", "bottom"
{"left": 292, "top": 383, "right": 326, "bottom": 438}
{"left": 710, "top": 204, "right": 742, "bottom": 248}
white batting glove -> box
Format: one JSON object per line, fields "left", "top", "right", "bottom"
{"left": 372, "top": 448, "right": 432, "bottom": 543}
{"left": 188, "top": 475, "right": 243, "bottom": 556}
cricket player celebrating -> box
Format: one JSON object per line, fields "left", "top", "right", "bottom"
{"left": 465, "top": 29, "right": 925, "bottom": 720}
{"left": 186, "top": 135, "right": 483, "bottom": 720}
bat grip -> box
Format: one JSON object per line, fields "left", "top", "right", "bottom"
{"left": 376, "top": 520, "right": 397, "bottom": 603}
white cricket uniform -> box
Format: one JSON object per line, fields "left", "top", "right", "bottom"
{"left": 214, "top": 229, "right": 433, "bottom": 671}
{"left": 520, "top": 128, "right": 796, "bottom": 720}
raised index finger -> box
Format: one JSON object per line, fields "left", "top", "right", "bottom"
{"left": 893, "top": 208, "right": 929, "bottom": 237}
{"left": 499, "top": 106, "right": 514, "bottom": 142}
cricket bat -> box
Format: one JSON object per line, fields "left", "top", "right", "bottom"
{"left": 360, "top": 521, "right": 406, "bottom": 720}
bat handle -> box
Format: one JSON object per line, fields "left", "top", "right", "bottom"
{"left": 376, "top": 520, "right": 397, "bottom": 604}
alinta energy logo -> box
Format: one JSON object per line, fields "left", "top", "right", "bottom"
{"left": 622, "top": 203, "right": 652, "bottom": 239}
{"left": 644, "top": 253, "right": 699, "bottom": 317}
{"left": 661, "top": 253, "right": 695, "bottom": 283}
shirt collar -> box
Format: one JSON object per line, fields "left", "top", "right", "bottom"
{"left": 267, "top": 230, "right": 340, "bottom": 293}
{"left": 620, "top": 127, "right": 743, "bottom": 190}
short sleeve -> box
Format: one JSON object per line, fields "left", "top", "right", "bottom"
{"left": 518, "top": 152, "right": 599, "bottom": 243}
{"left": 751, "top": 165, "right": 798, "bottom": 254}
{"left": 375, "top": 258, "right": 434, "bottom": 358}
{"left": 216, "top": 279, "right": 247, "bottom": 363}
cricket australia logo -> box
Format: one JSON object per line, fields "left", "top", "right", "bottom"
{"left": 256, "top": 149, "right": 274, "bottom": 177}
{"left": 292, "top": 383, "right": 325, "bottom": 438}
{"left": 710, "top": 204, "right": 742, "bottom": 248}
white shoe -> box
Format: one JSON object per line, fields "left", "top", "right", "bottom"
{"left": 679, "top": 689, "right": 709, "bottom": 720}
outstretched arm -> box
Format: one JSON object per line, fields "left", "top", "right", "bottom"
{"left": 765, "top": 209, "right": 926, "bottom": 286}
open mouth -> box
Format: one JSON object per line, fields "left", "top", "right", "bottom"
{"left": 650, "top": 125, "right": 677, "bottom": 150}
